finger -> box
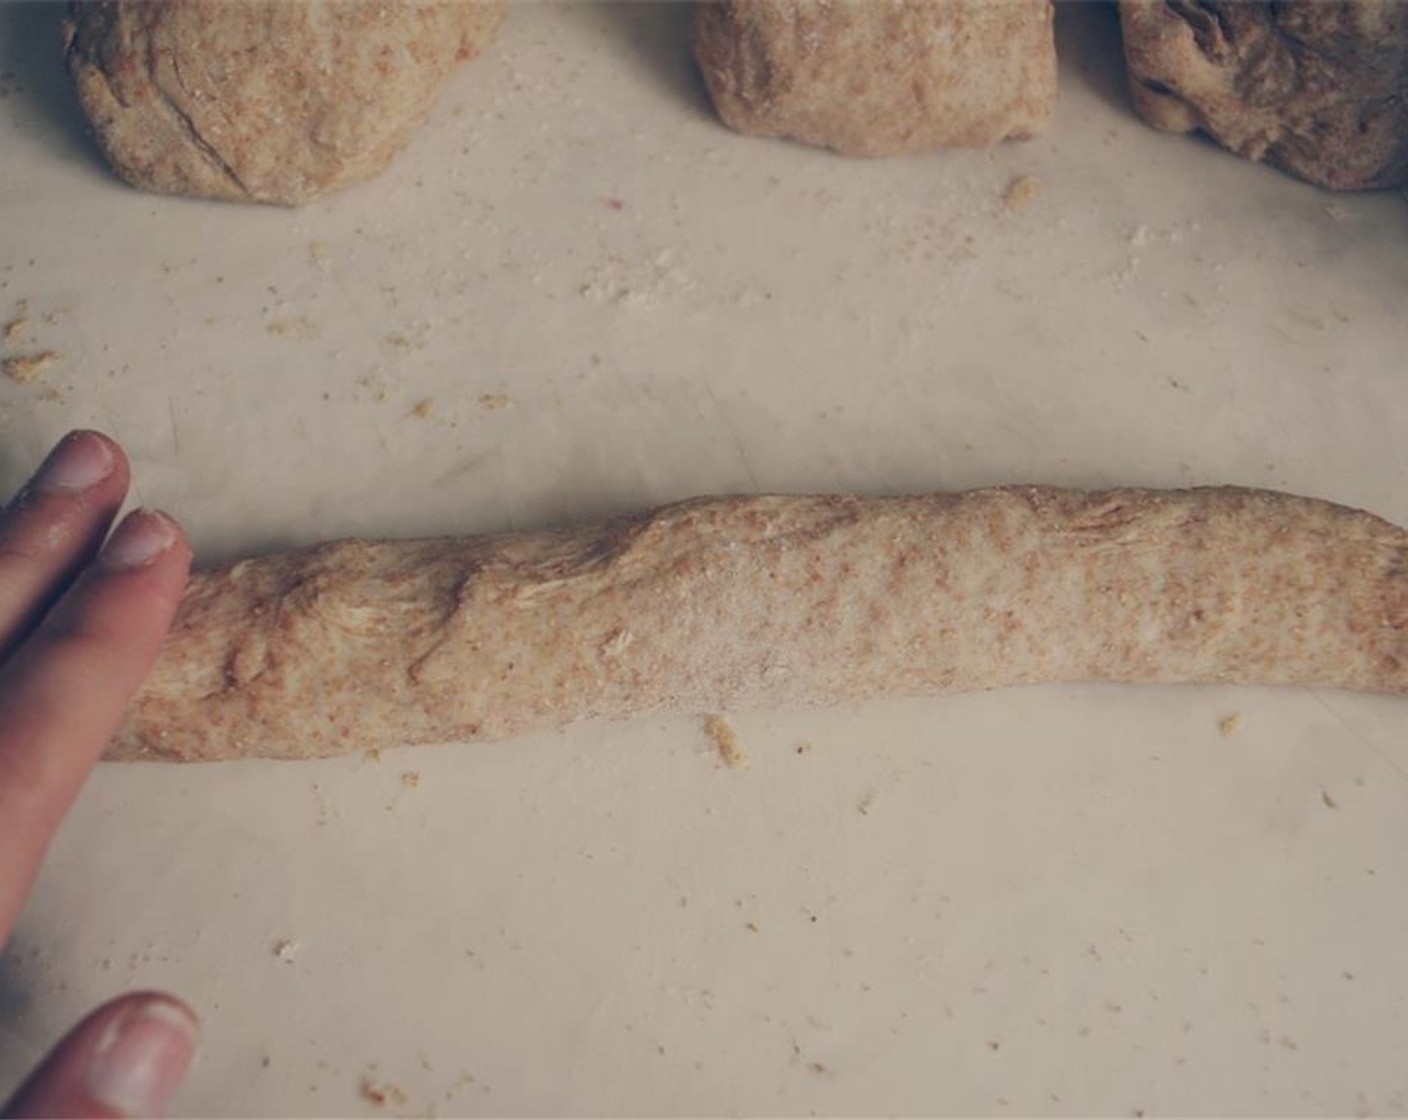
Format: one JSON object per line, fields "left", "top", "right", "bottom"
{"left": 0, "top": 431, "right": 130, "bottom": 662}
{"left": 0, "top": 510, "right": 191, "bottom": 941}
{"left": 2, "top": 992, "right": 199, "bottom": 1119}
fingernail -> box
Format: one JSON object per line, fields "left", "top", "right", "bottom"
{"left": 34, "top": 431, "right": 115, "bottom": 492}
{"left": 100, "top": 509, "right": 177, "bottom": 570}
{"left": 83, "top": 998, "right": 199, "bottom": 1117}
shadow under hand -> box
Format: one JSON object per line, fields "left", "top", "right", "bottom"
{"left": 0, "top": 3, "right": 105, "bottom": 172}
{"left": 0, "top": 942, "right": 36, "bottom": 1028}
{"left": 0, "top": 436, "right": 41, "bottom": 510}
{"left": 1055, "top": 0, "right": 1132, "bottom": 115}
{"left": 563, "top": 1, "right": 713, "bottom": 121}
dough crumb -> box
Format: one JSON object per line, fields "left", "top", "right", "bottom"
{"left": 2, "top": 350, "right": 59, "bottom": 384}
{"left": 704, "top": 715, "right": 747, "bottom": 768}
{"left": 478, "top": 392, "right": 513, "bottom": 410}
{"left": 273, "top": 939, "right": 301, "bottom": 962}
{"left": 410, "top": 397, "right": 434, "bottom": 419}
{"left": 359, "top": 1075, "right": 408, "bottom": 1109}
{"left": 356, "top": 371, "right": 393, "bottom": 403}
{"left": 3, "top": 300, "right": 30, "bottom": 345}
{"left": 266, "top": 315, "right": 318, "bottom": 340}
{"left": 364, "top": 747, "right": 382, "bottom": 763}
{"left": 1002, "top": 174, "right": 1041, "bottom": 212}
{"left": 1218, "top": 713, "right": 1243, "bottom": 737}
{"left": 401, "top": 770, "right": 421, "bottom": 789}
{"left": 384, "top": 331, "right": 423, "bottom": 351}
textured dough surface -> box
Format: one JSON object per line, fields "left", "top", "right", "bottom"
{"left": 1118, "top": 0, "right": 1408, "bottom": 191}
{"left": 692, "top": 0, "right": 1056, "bottom": 156}
{"left": 63, "top": 0, "right": 504, "bottom": 205}
{"left": 112, "top": 487, "right": 1408, "bottom": 762}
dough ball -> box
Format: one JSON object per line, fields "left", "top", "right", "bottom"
{"left": 63, "top": 0, "right": 504, "bottom": 206}
{"left": 1119, "top": 0, "right": 1408, "bottom": 191}
{"left": 691, "top": 0, "right": 1057, "bottom": 157}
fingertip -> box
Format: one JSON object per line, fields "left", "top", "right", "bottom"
{"left": 4, "top": 991, "right": 199, "bottom": 1119}
{"left": 97, "top": 510, "right": 184, "bottom": 572}
{"left": 83, "top": 994, "right": 199, "bottom": 1117}
{"left": 105, "top": 990, "right": 200, "bottom": 1040}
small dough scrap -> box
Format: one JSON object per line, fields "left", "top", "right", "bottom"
{"left": 704, "top": 715, "right": 748, "bottom": 769}
{"left": 1118, "top": 0, "right": 1408, "bottom": 191}
{"left": 692, "top": 0, "right": 1057, "bottom": 156}
{"left": 2, "top": 351, "right": 61, "bottom": 384}
{"left": 63, "top": 0, "right": 504, "bottom": 205}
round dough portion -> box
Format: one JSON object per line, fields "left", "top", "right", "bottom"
{"left": 693, "top": 0, "right": 1056, "bottom": 156}
{"left": 1119, "top": 0, "right": 1408, "bottom": 191}
{"left": 63, "top": 0, "right": 504, "bottom": 205}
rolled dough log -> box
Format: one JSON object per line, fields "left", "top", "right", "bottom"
{"left": 1118, "top": 0, "right": 1408, "bottom": 191}
{"left": 692, "top": 0, "right": 1056, "bottom": 156}
{"left": 63, "top": 0, "right": 504, "bottom": 206}
{"left": 111, "top": 487, "right": 1408, "bottom": 761}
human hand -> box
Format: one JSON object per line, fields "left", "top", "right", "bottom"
{"left": 0, "top": 431, "right": 196, "bottom": 1118}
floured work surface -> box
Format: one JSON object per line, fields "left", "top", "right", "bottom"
{"left": 1, "top": 3, "right": 1408, "bottom": 1115}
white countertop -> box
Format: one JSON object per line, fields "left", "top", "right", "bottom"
{"left": 3, "top": 2, "right": 1408, "bottom": 1114}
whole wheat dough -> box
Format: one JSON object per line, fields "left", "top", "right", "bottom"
{"left": 1118, "top": 0, "right": 1408, "bottom": 191}
{"left": 111, "top": 487, "right": 1408, "bottom": 762}
{"left": 63, "top": 0, "right": 504, "bottom": 206}
{"left": 692, "top": 0, "right": 1056, "bottom": 156}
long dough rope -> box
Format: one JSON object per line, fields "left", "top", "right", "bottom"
{"left": 110, "top": 487, "right": 1408, "bottom": 761}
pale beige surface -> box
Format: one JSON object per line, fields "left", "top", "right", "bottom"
{"left": 65, "top": 0, "right": 504, "bottom": 205}
{"left": 116, "top": 487, "right": 1408, "bottom": 761}
{"left": 694, "top": 0, "right": 1055, "bottom": 155}
{"left": 3, "top": 2, "right": 1408, "bottom": 1115}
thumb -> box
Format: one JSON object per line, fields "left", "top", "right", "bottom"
{"left": 3, "top": 993, "right": 198, "bottom": 1119}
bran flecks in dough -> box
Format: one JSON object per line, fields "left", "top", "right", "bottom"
{"left": 1119, "top": 0, "right": 1408, "bottom": 190}
{"left": 64, "top": 0, "right": 504, "bottom": 205}
{"left": 111, "top": 486, "right": 1408, "bottom": 762}
{"left": 693, "top": 0, "right": 1056, "bottom": 156}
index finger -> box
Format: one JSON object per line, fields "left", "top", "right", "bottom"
{"left": 0, "top": 509, "right": 191, "bottom": 945}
